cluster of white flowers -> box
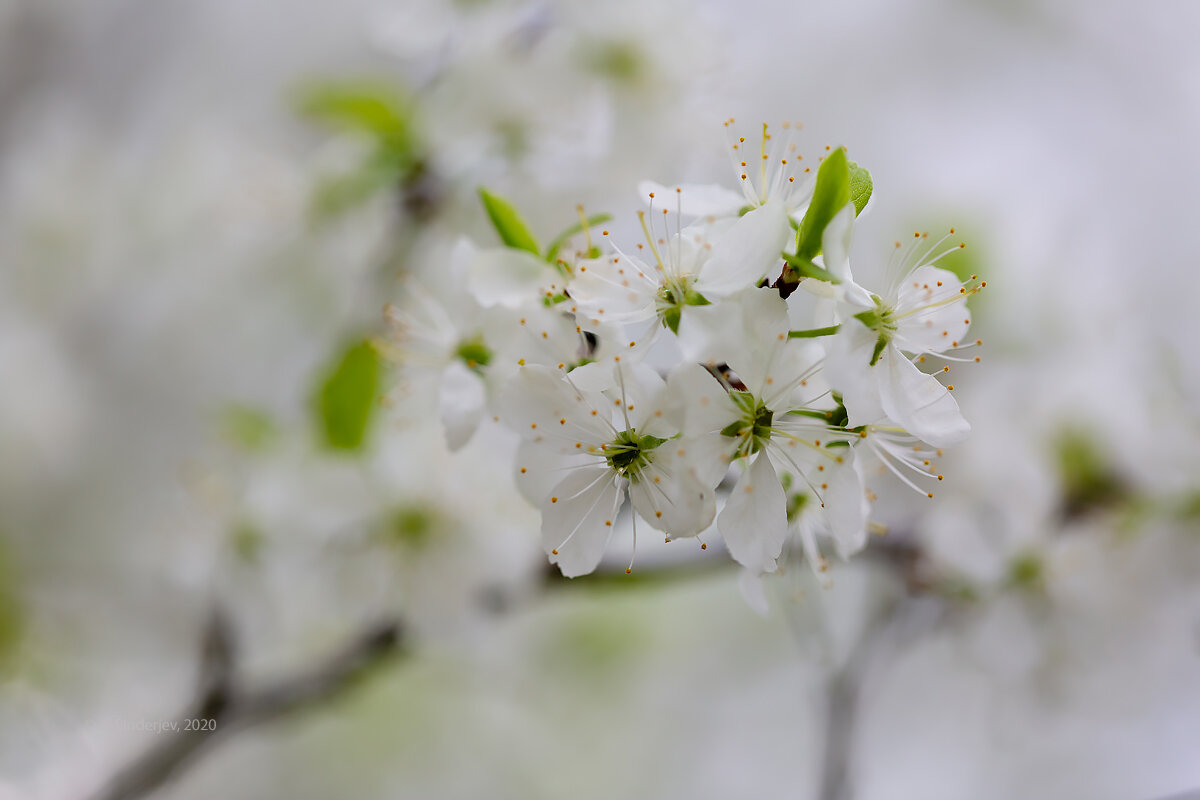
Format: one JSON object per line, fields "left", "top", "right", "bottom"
{"left": 385, "top": 121, "right": 985, "bottom": 580}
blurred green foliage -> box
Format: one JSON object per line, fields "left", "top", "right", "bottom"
{"left": 314, "top": 339, "right": 381, "bottom": 452}
{"left": 579, "top": 39, "right": 646, "bottom": 85}
{"left": 231, "top": 522, "right": 266, "bottom": 565}
{"left": 1054, "top": 428, "right": 1126, "bottom": 518}
{"left": 383, "top": 503, "right": 442, "bottom": 550}
{"left": 1006, "top": 551, "right": 1044, "bottom": 590}
{"left": 0, "top": 541, "right": 23, "bottom": 669}
{"left": 221, "top": 405, "right": 280, "bottom": 452}
{"left": 294, "top": 79, "right": 425, "bottom": 220}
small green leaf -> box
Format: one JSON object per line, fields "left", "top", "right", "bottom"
{"left": 544, "top": 213, "right": 612, "bottom": 261}
{"left": 869, "top": 335, "right": 888, "bottom": 366}
{"left": 684, "top": 288, "right": 711, "bottom": 307}
{"left": 720, "top": 420, "right": 747, "bottom": 438}
{"left": 295, "top": 80, "right": 414, "bottom": 151}
{"left": 794, "top": 147, "right": 850, "bottom": 261}
{"left": 847, "top": 159, "right": 873, "bottom": 216}
{"left": 853, "top": 309, "right": 882, "bottom": 329}
{"left": 314, "top": 340, "right": 381, "bottom": 452}
{"left": 478, "top": 188, "right": 541, "bottom": 255}
{"left": 662, "top": 305, "right": 682, "bottom": 335}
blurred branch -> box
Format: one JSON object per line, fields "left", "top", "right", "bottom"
{"left": 88, "top": 530, "right": 942, "bottom": 800}
{"left": 817, "top": 549, "right": 948, "bottom": 800}
{"left": 87, "top": 611, "right": 405, "bottom": 800}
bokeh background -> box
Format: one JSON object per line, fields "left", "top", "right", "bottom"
{"left": 1, "top": 0, "right": 1199, "bottom": 798}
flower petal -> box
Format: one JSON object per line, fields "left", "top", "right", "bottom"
{"left": 497, "top": 365, "right": 611, "bottom": 445}
{"left": 695, "top": 203, "right": 790, "bottom": 297}
{"left": 438, "top": 361, "right": 487, "bottom": 451}
{"left": 630, "top": 454, "right": 715, "bottom": 538}
{"left": 541, "top": 466, "right": 624, "bottom": 578}
{"left": 568, "top": 253, "right": 657, "bottom": 325}
{"left": 719, "top": 453, "right": 788, "bottom": 573}
{"left": 638, "top": 181, "right": 746, "bottom": 217}
{"left": 893, "top": 266, "right": 972, "bottom": 354}
{"left": 821, "top": 202, "right": 856, "bottom": 284}
{"left": 823, "top": 320, "right": 886, "bottom": 426}
{"left": 821, "top": 449, "right": 869, "bottom": 559}
{"left": 468, "top": 248, "right": 553, "bottom": 308}
{"left": 879, "top": 347, "right": 970, "bottom": 448}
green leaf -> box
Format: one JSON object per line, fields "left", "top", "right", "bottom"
{"left": 314, "top": 340, "right": 381, "bottom": 452}
{"left": 847, "top": 159, "right": 873, "bottom": 216}
{"left": 543, "top": 213, "right": 612, "bottom": 261}
{"left": 295, "top": 80, "right": 414, "bottom": 150}
{"left": 478, "top": 188, "right": 541, "bottom": 255}
{"left": 794, "top": 147, "right": 850, "bottom": 261}
{"left": 296, "top": 82, "right": 423, "bottom": 220}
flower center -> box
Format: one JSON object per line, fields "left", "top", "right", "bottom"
{"left": 604, "top": 428, "right": 666, "bottom": 482}
{"left": 656, "top": 277, "right": 711, "bottom": 334}
{"left": 455, "top": 335, "right": 492, "bottom": 372}
{"left": 721, "top": 391, "right": 774, "bottom": 457}
{"left": 853, "top": 296, "right": 898, "bottom": 366}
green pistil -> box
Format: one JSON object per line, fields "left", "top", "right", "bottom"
{"left": 605, "top": 428, "right": 666, "bottom": 482}
{"left": 455, "top": 335, "right": 492, "bottom": 373}
{"left": 721, "top": 391, "right": 774, "bottom": 457}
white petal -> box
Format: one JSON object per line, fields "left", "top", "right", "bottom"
{"left": 568, "top": 253, "right": 657, "bottom": 324}
{"left": 821, "top": 202, "right": 857, "bottom": 284}
{"left": 438, "top": 361, "right": 487, "bottom": 450}
{"left": 823, "top": 321, "right": 886, "bottom": 426}
{"left": 630, "top": 455, "right": 715, "bottom": 538}
{"left": 879, "top": 347, "right": 970, "bottom": 448}
{"left": 695, "top": 203, "right": 790, "bottom": 297}
{"left": 719, "top": 453, "right": 788, "bottom": 573}
{"left": 467, "top": 248, "right": 551, "bottom": 308}
{"left": 666, "top": 363, "right": 740, "bottom": 437}
{"left": 792, "top": 514, "right": 831, "bottom": 584}
{"left": 821, "top": 450, "right": 868, "bottom": 559}
{"left": 893, "top": 266, "right": 972, "bottom": 353}
{"left": 512, "top": 439, "right": 581, "bottom": 506}
{"left": 738, "top": 569, "right": 771, "bottom": 616}
{"left": 497, "top": 365, "right": 610, "bottom": 445}
{"left": 674, "top": 299, "right": 743, "bottom": 365}
{"left": 638, "top": 181, "right": 746, "bottom": 217}
{"left": 542, "top": 467, "right": 624, "bottom": 578}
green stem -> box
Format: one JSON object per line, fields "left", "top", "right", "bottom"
{"left": 788, "top": 325, "right": 841, "bottom": 339}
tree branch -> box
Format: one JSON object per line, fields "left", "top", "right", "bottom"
{"left": 87, "top": 612, "right": 405, "bottom": 800}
